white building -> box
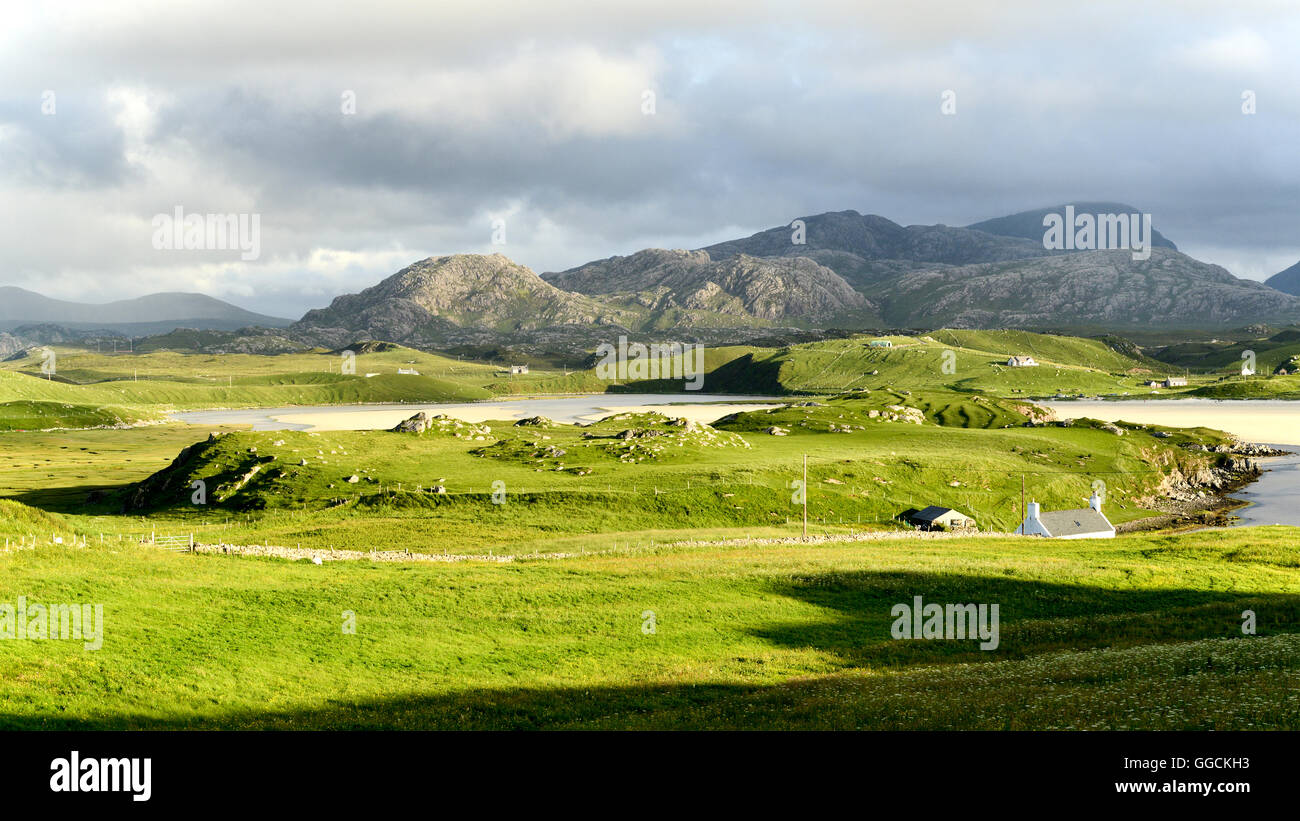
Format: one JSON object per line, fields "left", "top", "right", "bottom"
{"left": 509, "top": 364, "right": 529, "bottom": 375}
{"left": 1016, "top": 493, "right": 1115, "bottom": 539}
{"left": 1006, "top": 355, "right": 1038, "bottom": 367}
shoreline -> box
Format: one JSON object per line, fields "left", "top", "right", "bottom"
{"left": 1037, "top": 398, "right": 1300, "bottom": 446}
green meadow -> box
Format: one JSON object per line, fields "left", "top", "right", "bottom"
{"left": 0, "top": 328, "right": 1297, "bottom": 730}
{"left": 0, "top": 392, "right": 1231, "bottom": 554}
{"left": 1, "top": 527, "right": 1297, "bottom": 730}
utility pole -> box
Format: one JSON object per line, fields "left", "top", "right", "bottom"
{"left": 803, "top": 454, "right": 808, "bottom": 541}
{"left": 1020, "top": 473, "right": 1025, "bottom": 535}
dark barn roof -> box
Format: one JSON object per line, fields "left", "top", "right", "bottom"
{"left": 912, "top": 506, "right": 960, "bottom": 522}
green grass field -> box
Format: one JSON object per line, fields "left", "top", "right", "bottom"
{"left": 1, "top": 525, "right": 1297, "bottom": 729}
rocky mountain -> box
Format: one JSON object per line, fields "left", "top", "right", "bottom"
{"left": 287, "top": 205, "right": 1300, "bottom": 352}
{"left": 544, "top": 249, "right": 873, "bottom": 326}
{"left": 537, "top": 207, "right": 1293, "bottom": 331}
{"left": 699, "top": 210, "right": 1052, "bottom": 268}
{"left": 0, "top": 331, "right": 24, "bottom": 359}
{"left": 875, "top": 248, "right": 1300, "bottom": 330}
{"left": 0, "top": 286, "right": 290, "bottom": 332}
{"left": 966, "top": 202, "right": 1178, "bottom": 250}
{"left": 292, "top": 253, "right": 640, "bottom": 349}
{"left": 1265, "top": 260, "right": 1300, "bottom": 296}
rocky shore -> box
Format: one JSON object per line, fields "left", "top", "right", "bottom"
{"left": 1121, "top": 439, "right": 1290, "bottom": 532}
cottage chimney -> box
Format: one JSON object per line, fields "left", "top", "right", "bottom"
{"left": 1089, "top": 492, "right": 1102, "bottom": 512}
{"left": 1018, "top": 501, "right": 1042, "bottom": 535}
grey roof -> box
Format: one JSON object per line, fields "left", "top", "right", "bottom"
{"left": 1038, "top": 508, "right": 1113, "bottom": 536}
{"left": 912, "top": 506, "right": 971, "bottom": 522}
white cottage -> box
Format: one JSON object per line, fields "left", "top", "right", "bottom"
{"left": 1016, "top": 493, "right": 1115, "bottom": 539}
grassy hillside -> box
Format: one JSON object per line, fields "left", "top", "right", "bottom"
{"left": 0, "top": 499, "right": 80, "bottom": 543}
{"left": 1153, "top": 328, "right": 1300, "bottom": 374}
{"left": 684, "top": 332, "right": 1170, "bottom": 397}
{"left": 67, "top": 392, "right": 1230, "bottom": 554}
{"left": 0, "top": 400, "right": 159, "bottom": 431}
{"left": 0, "top": 347, "right": 511, "bottom": 410}
{"left": 1189, "top": 374, "right": 1300, "bottom": 399}
{"left": 2, "top": 527, "right": 1297, "bottom": 729}
{"left": 0, "top": 330, "right": 1201, "bottom": 422}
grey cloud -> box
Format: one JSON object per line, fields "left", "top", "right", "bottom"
{"left": 2, "top": 1, "right": 1300, "bottom": 316}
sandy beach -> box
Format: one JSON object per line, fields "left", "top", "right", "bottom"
{"left": 249, "top": 397, "right": 785, "bottom": 431}
{"left": 1039, "top": 399, "right": 1300, "bottom": 446}
{"left": 272, "top": 405, "right": 516, "bottom": 431}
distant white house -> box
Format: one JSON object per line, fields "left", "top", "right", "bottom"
{"left": 509, "top": 364, "right": 530, "bottom": 375}
{"left": 397, "top": 367, "right": 420, "bottom": 375}
{"left": 1163, "top": 376, "right": 1188, "bottom": 388}
{"left": 869, "top": 339, "right": 892, "bottom": 348}
{"left": 1016, "top": 493, "right": 1115, "bottom": 539}
{"left": 1241, "top": 364, "right": 1255, "bottom": 376}
{"left": 1006, "top": 355, "right": 1039, "bottom": 367}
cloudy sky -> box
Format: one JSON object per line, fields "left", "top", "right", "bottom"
{"left": 2, "top": 0, "right": 1299, "bottom": 319}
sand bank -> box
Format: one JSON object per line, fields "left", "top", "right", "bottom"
{"left": 1039, "top": 399, "right": 1300, "bottom": 446}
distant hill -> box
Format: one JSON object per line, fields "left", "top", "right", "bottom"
{"left": 0, "top": 287, "right": 290, "bottom": 332}
{"left": 1265, "top": 260, "right": 1300, "bottom": 296}
{"left": 698, "top": 209, "right": 1051, "bottom": 267}
{"left": 256, "top": 204, "right": 1300, "bottom": 352}
{"left": 1151, "top": 326, "right": 1300, "bottom": 374}
{"left": 870, "top": 248, "right": 1300, "bottom": 330}
{"left": 292, "top": 253, "right": 641, "bottom": 349}
{"left": 685, "top": 209, "right": 1299, "bottom": 330}
{"left": 966, "top": 202, "right": 1177, "bottom": 250}
{"left": 544, "top": 249, "right": 875, "bottom": 327}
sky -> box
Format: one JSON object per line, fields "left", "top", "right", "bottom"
{"left": 2, "top": 0, "right": 1299, "bottom": 319}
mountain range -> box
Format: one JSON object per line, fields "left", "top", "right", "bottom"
{"left": 6, "top": 204, "right": 1300, "bottom": 356}
{"left": 0, "top": 287, "right": 290, "bottom": 334}
{"left": 1266, "top": 260, "right": 1300, "bottom": 297}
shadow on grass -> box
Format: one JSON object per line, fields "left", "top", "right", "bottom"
{"left": 749, "top": 570, "right": 1300, "bottom": 668}
{"left": 6, "top": 483, "right": 133, "bottom": 515}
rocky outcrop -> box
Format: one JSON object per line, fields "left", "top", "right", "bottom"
{"left": 293, "top": 254, "right": 638, "bottom": 348}
{"left": 545, "top": 250, "right": 871, "bottom": 324}
{"left": 1140, "top": 442, "right": 1278, "bottom": 505}
{"left": 391, "top": 411, "right": 492, "bottom": 440}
